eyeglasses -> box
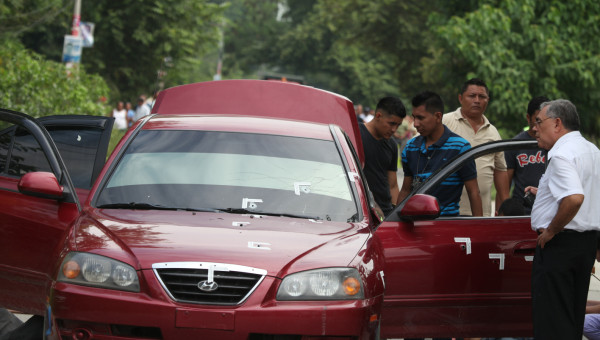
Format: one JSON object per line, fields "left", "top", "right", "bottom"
{"left": 534, "top": 117, "right": 554, "bottom": 127}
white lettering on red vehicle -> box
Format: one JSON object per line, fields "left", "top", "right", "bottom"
{"left": 516, "top": 151, "right": 546, "bottom": 167}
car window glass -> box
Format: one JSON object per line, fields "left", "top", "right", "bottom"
{"left": 45, "top": 126, "right": 103, "bottom": 189}
{"left": 0, "top": 125, "right": 12, "bottom": 174}
{"left": 8, "top": 126, "right": 52, "bottom": 176}
{"left": 96, "top": 130, "right": 358, "bottom": 222}
{"left": 343, "top": 132, "right": 374, "bottom": 209}
{"left": 421, "top": 150, "right": 528, "bottom": 218}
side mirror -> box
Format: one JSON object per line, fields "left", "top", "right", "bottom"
{"left": 398, "top": 194, "right": 440, "bottom": 221}
{"left": 18, "top": 172, "right": 64, "bottom": 200}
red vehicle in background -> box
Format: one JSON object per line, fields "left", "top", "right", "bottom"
{"left": 0, "top": 80, "right": 537, "bottom": 339}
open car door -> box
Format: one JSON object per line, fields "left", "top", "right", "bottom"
{"left": 0, "top": 109, "right": 113, "bottom": 314}
{"left": 377, "top": 140, "right": 539, "bottom": 339}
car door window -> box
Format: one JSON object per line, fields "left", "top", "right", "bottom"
{"left": 0, "top": 127, "right": 11, "bottom": 174}
{"left": 0, "top": 116, "right": 113, "bottom": 189}
{"left": 7, "top": 126, "right": 53, "bottom": 176}
{"left": 421, "top": 153, "right": 529, "bottom": 219}
{"left": 44, "top": 126, "right": 104, "bottom": 189}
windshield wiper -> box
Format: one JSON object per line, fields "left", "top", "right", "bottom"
{"left": 97, "top": 202, "right": 176, "bottom": 210}
{"left": 97, "top": 203, "right": 217, "bottom": 212}
{"left": 217, "top": 208, "right": 321, "bottom": 220}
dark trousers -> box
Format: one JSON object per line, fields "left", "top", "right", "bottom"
{"left": 531, "top": 230, "right": 597, "bottom": 340}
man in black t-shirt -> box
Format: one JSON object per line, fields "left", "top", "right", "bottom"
{"left": 504, "top": 96, "right": 550, "bottom": 213}
{"left": 359, "top": 96, "right": 406, "bottom": 215}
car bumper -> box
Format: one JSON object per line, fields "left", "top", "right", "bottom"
{"left": 48, "top": 275, "right": 383, "bottom": 340}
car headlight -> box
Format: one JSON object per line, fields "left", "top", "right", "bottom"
{"left": 276, "top": 268, "right": 364, "bottom": 300}
{"left": 57, "top": 252, "right": 140, "bottom": 292}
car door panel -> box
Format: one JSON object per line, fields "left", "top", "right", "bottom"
{"left": 0, "top": 110, "right": 112, "bottom": 314}
{"left": 378, "top": 217, "right": 535, "bottom": 338}
{"left": 379, "top": 140, "right": 539, "bottom": 338}
{"left": 0, "top": 183, "right": 79, "bottom": 313}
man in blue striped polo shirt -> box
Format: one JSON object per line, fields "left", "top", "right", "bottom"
{"left": 397, "top": 91, "right": 482, "bottom": 216}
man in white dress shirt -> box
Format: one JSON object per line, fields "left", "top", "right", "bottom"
{"left": 525, "top": 99, "right": 600, "bottom": 339}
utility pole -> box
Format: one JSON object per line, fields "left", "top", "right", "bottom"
{"left": 213, "top": 1, "right": 226, "bottom": 81}
{"left": 71, "top": 0, "right": 81, "bottom": 37}
{"left": 213, "top": 17, "right": 224, "bottom": 81}
{"left": 63, "top": 0, "right": 83, "bottom": 73}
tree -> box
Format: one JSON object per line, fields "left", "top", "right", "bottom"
{"left": 267, "top": 0, "right": 478, "bottom": 106}
{"left": 221, "top": 0, "right": 286, "bottom": 78}
{"left": 18, "top": 0, "right": 225, "bottom": 102}
{"left": 0, "top": 0, "right": 67, "bottom": 38}
{"left": 268, "top": 0, "right": 402, "bottom": 105}
{"left": 423, "top": 0, "right": 600, "bottom": 138}
{"left": 0, "top": 38, "right": 109, "bottom": 117}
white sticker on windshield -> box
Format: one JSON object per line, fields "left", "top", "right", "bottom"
{"left": 242, "top": 198, "right": 263, "bottom": 210}
{"left": 294, "top": 182, "right": 311, "bottom": 195}
{"left": 347, "top": 172, "right": 360, "bottom": 182}
{"left": 233, "top": 222, "right": 250, "bottom": 227}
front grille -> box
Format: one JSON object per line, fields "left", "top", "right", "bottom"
{"left": 153, "top": 262, "right": 266, "bottom": 305}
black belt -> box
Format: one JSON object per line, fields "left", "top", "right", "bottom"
{"left": 536, "top": 229, "right": 582, "bottom": 235}
{"left": 535, "top": 229, "right": 580, "bottom": 235}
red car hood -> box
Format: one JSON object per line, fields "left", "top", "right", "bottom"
{"left": 76, "top": 209, "right": 370, "bottom": 277}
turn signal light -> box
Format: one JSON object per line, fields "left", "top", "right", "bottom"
{"left": 62, "top": 260, "right": 81, "bottom": 279}
{"left": 342, "top": 277, "right": 361, "bottom": 296}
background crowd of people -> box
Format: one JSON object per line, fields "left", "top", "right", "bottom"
{"left": 109, "top": 92, "right": 157, "bottom": 130}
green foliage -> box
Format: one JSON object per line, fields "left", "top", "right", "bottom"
{"left": 4, "top": 0, "right": 600, "bottom": 142}
{"left": 230, "top": 0, "right": 600, "bottom": 139}
{"left": 424, "top": 0, "right": 600, "bottom": 139}
{"left": 222, "top": 0, "right": 285, "bottom": 77}
{"left": 17, "top": 0, "right": 225, "bottom": 102}
{"left": 263, "top": 0, "right": 476, "bottom": 106}
{"left": 108, "top": 127, "right": 126, "bottom": 158}
{"left": 0, "top": 0, "right": 67, "bottom": 37}
{"left": 0, "top": 38, "right": 109, "bottom": 117}
{"left": 266, "top": 0, "right": 403, "bottom": 105}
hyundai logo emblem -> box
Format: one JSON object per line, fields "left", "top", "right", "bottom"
{"left": 198, "top": 280, "right": 219, "bottom": 292}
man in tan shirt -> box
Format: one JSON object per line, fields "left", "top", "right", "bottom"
{"left": 442, "top": 78, "right": 509, "bottom": 216}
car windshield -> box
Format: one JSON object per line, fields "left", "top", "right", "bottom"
{"left": 95, "top": 130, "right": 357, "bottom": 222}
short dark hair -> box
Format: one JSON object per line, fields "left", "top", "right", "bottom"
{"left": 498, "top": 198, "right": 526, "bottom": 216}
{"left": 527, "top": 96, "right": 550, "bottom": 116}
{"left": 540, "top": 99, "right": 580, "bottom": 131}
{"left": 376, "top": 96, "right": 406, "bottom": 118}
{"left": 460, "top": 78, "right": 489, "bottom": 96}
{"left": 412, "top": 91, "right": 444, "bottom": 115}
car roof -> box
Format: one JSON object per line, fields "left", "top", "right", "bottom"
{"left": 151, "top": 80, "right": 364, "bottom": 161}
{"left": 142, "top": 114, "right": 335, "bottom": 141}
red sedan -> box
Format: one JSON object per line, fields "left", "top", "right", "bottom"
{"left": 0, "top": 80, "right": 537, "bottom": 339}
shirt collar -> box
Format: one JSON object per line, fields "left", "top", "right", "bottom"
{"left": 548, "top": 131, "right": 582, "bottom": 159}
{"left": 414, "top": 125, "right": 452, "bottom": 151}
{"left": 452, "top": 107, "right": 491, "bottom": 129}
